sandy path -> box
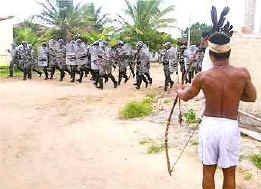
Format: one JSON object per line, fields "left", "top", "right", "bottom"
{"left": 0, "top": 65, "right": 255, "bottom": 189}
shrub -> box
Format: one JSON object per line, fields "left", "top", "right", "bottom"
{"left": 147, "top": 144, "right": 164, "bottom": 154}
{"left": 119, "top": 97, "right": 153, "bottom": 119}
{"left": 183, "top": 109, "right": 200, "bottom": 124}
{"left": 250, "top": 154, "right": 261, "bottom": 169}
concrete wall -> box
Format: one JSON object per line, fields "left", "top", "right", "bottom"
{"left": 230, "top": 35, "right": 261, "bottom": 114}
{"left": 0, "top": 18, "right": 13, "bottom": 65}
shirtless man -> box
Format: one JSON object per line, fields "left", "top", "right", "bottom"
{"left": 177, "top": 31, "right": 256, "bottom": 189}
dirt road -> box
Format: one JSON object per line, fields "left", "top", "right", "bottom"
{"left": 0, "top": 65, "right": 258, "bottom": 189}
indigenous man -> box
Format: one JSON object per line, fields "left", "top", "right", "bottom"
{"left": 162, "top": 42, "right": 177, "bottom": 91}
{"left": 177, "top": 6, "right": 257, "bottom": 189}
{"left": 38, "top": 42, "right": 49, "bottom": 80}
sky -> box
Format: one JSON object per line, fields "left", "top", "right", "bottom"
{"left": 0, "top": 0, "right": 254, "bottom": 36}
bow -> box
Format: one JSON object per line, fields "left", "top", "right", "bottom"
{"left": 164, "top": 48, "right": 200, "bottom": 176}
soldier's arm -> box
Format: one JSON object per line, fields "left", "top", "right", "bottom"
{"left": 240, "top": 68, "right": 257, "bottom": 102}
{"left": 177, "top": 73, "right": 201, "bottom": 102}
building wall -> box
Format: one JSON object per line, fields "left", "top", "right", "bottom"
{"left": 244, "top": 0, "right": 256, "bottom": 31}
{"left": 230, "top": 35, "right": 261, "bottom": 114}
{"left": 0, "top": 19, "right": 13, "bottom": 65}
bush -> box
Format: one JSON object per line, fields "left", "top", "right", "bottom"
{"left": 147, "top": 144, "right": 164, "bottom": 154}
{"left": 183, "top": 109, "right": 200, "bottom": 124}
{"left": 119, "top": 97, "right": 153, "bottom": 119}
{"left": 250, "top": 154, "right": 261, "bottom": 169}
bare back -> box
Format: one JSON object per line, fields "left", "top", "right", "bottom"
{"left": 178, "top": 63, "right": 256, "bottom": 120}
{"left": 201, "top": 65, "right": 247, "bottom": 119}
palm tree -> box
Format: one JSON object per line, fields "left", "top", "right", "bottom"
{"left": 117, "top": 0, "right": 175, "bottom": 49}
{"left": 36, "top": 0, "right": 84, "bottom": 39}
{"left": 79, "top": 3, "right": 110, "bottom": 33}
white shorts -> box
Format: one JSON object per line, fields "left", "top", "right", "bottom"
{"left": 199, "top": 116, "right": 240, "bottom": 168}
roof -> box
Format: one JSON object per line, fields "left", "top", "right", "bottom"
{"left": 0, "top": 16, "right": 14, "bottom": 22}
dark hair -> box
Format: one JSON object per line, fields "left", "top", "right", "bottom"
{"left": 208, "top": 32, "right": 230, "bottom": 45}
{"left": 208, "top": 32, "right": 231, "bottom": 60}
{"left": 202, "top": 31, "right": 210, "bottom": 39}
{"left": 209, "top": 49, "right": 231, "bottom": 60}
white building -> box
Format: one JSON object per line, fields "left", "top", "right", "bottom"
{"left": 0, "top": 16, "right": 14, "bottom": 65}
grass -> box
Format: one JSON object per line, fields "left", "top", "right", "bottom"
{"left": 239, "top": 155, "right": 248, "bottom": 162}
{"left": 183, "top": 109, "right": 200, "bottom": 124}
{"left": 147, "top": 144, "right": 164, "bottom": 154}
{"left": 146, "top": 88, "right": 161, "bottom": 99}
{"left": 163, "top": 99, "right": 171, "bottom": 104}
{"left": 249, "top": 154, "right": 261, "bottom": 169}
{"left": 190, "top": 140, "right": 199, "bottom": 146}
{"left": 0, "top": 65, "right": 23, "bottom": 77}
{"left": 139, "top": 138, "right": 154, "bottom": 145}
{"left": 243, "top": 170, "right": 253, "bottom": 181}
{"left": 119, "top": 97, "right": 153, "bottom": 119}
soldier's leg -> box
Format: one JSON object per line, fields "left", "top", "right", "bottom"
{"left": 77, "top": 65, "right": 84, "bottom": 83}
{"left": 32, "top": 64, "right": 42, "bottom": 77}
{"left": 70, "top": 65, "right": 77, "bottom": 82}
{"left": 129, "top": 62, "right": 135, "bottom": 78}
{"left": 50, "top": 65, "right": 55, "bottom": 79}
{"left": 118, "top": 69, "right": 123, "bottom": 85}
{"left": 43, "top": 66, "right": 49, "bottom": 80}
{"left": 144, "top": 72, "right": 152, "bottom": 84}
{"left": 141, "top": 74, "right": 148, "bottom": 88}
{"left": 28, "top": 64, "right": 33, "bottom": 79}
{"left": 9, "top": 60, "right": 14, "bottom": 77}
{"left": 108, "top": 73, "right": 117, "bottom": 88}
{"left": 136, "top": 74, "right": 142, "bottom": 90}
{"left": 23, "top": 63, "right": 27, "bottom": 80}
{"left": 164, "top": 68, "right": 170, "bottom": 91}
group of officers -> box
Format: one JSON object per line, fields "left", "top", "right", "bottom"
{"left": 8, "top": 35, "right": 206, "bottom": 91}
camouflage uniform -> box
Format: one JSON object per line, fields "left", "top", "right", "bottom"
{"left": 66, "top": 40, "right": 77, "bottom": 82}
{"left": 28, "top": 44, "right": 42, "bottom": 77}
{"left": 48, "top": 39, "right": 58, "bottom": 79}
{"left": 8, "top": 43, "right": 18, "bottom": 77}
{"left": 163, "top": 43, "right": 177, "bottom": 91}
{"left": 75, "top": 39, "right": 88, "bottom": 83}
{"left": 38, "top": 42, "right": 49, "bottom": 79}
{"left": 18, "top": 42, "right": 32, "bottom": 80}
{"left": 116, "top": 42, "right": 129, "bottom": 85}
{"left": 184, "top": 45, "right": 198, "bottom": 83}
{"left": 89, "top": 42, "right": 100, "bottom": 86}
{"left": 135, "top": 41, "right": 149, "bottom": 89}
{"left": 177, "top": 45, "right": 186, "bottom": 81}
{"left": 56, "top": 39, "right": 71, "bottom": 81}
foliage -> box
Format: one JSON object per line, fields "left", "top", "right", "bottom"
{"left": 182, "top": 22, "right": 212, "bottom": 45}
{"left": 147, "top": 144, "right": 164, "bottom": 154}
{"left": 79, "top": 3, "right": 110, "bottom": 33}
{"left": 139, "top": 138, "right": 154, "bottom": 145}
{"left": 183, "top": 109, "right": 199, "bottom": 124}
{"left": 119, "top": 97, "right": 153, "bottom": 119}
{"left": 0, "top": 66, "right": 23, "bottom": 78}
{"left": 35, "top": 0, "right": 109, "bottom": 40}
{"left": 250, "top": 154, "right": 261, "bottom": 169}
{"left": 243, "top": 170, "right": 253, "bottom": 181}
{"left": 117, "top": 0, "right": 176, "bottom": 51}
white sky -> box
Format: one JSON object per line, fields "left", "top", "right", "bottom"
{"left": 0, "top": 0, "right": 254, "bottom": 36}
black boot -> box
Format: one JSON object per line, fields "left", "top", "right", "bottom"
{"left": 170, "top": 80, "right": 174, "bottom": 88}
{"left": 109, "top": 74, "right": 117, "bottom": 88}
{"left": 104, "top": 74, "right": 109, "bottom": 83}
{"left": 136, "top": 75, "right": 142, "bottom": 90}
{"left": 60, "top": 71, "right": 65, "bottom": 81}
{"left": 50, "top": 67, "right": 55, "bottom": 79}
{"left": 77, "top": 71, "right": 84, "bottom": 83}
{"left": 141, "top": 75, "right": 148, "bottom": 88}
{"left": 70, "top": 71, "right": 75, "bottom": 83}
{"left": 97, "top": 77, "right": 103, "bottom": 90}
{"left": 23, "top": 70, "right": 27, "bottom": 80}
{"left": 118, "top": 72, "right": 122, "bottom": 85}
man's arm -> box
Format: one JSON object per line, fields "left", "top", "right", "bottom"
{"left": 177, "top": 73, "right": 201, "bottom": 102}
{"left": 240, "top": 68, "right": 257, "bottom": 102}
